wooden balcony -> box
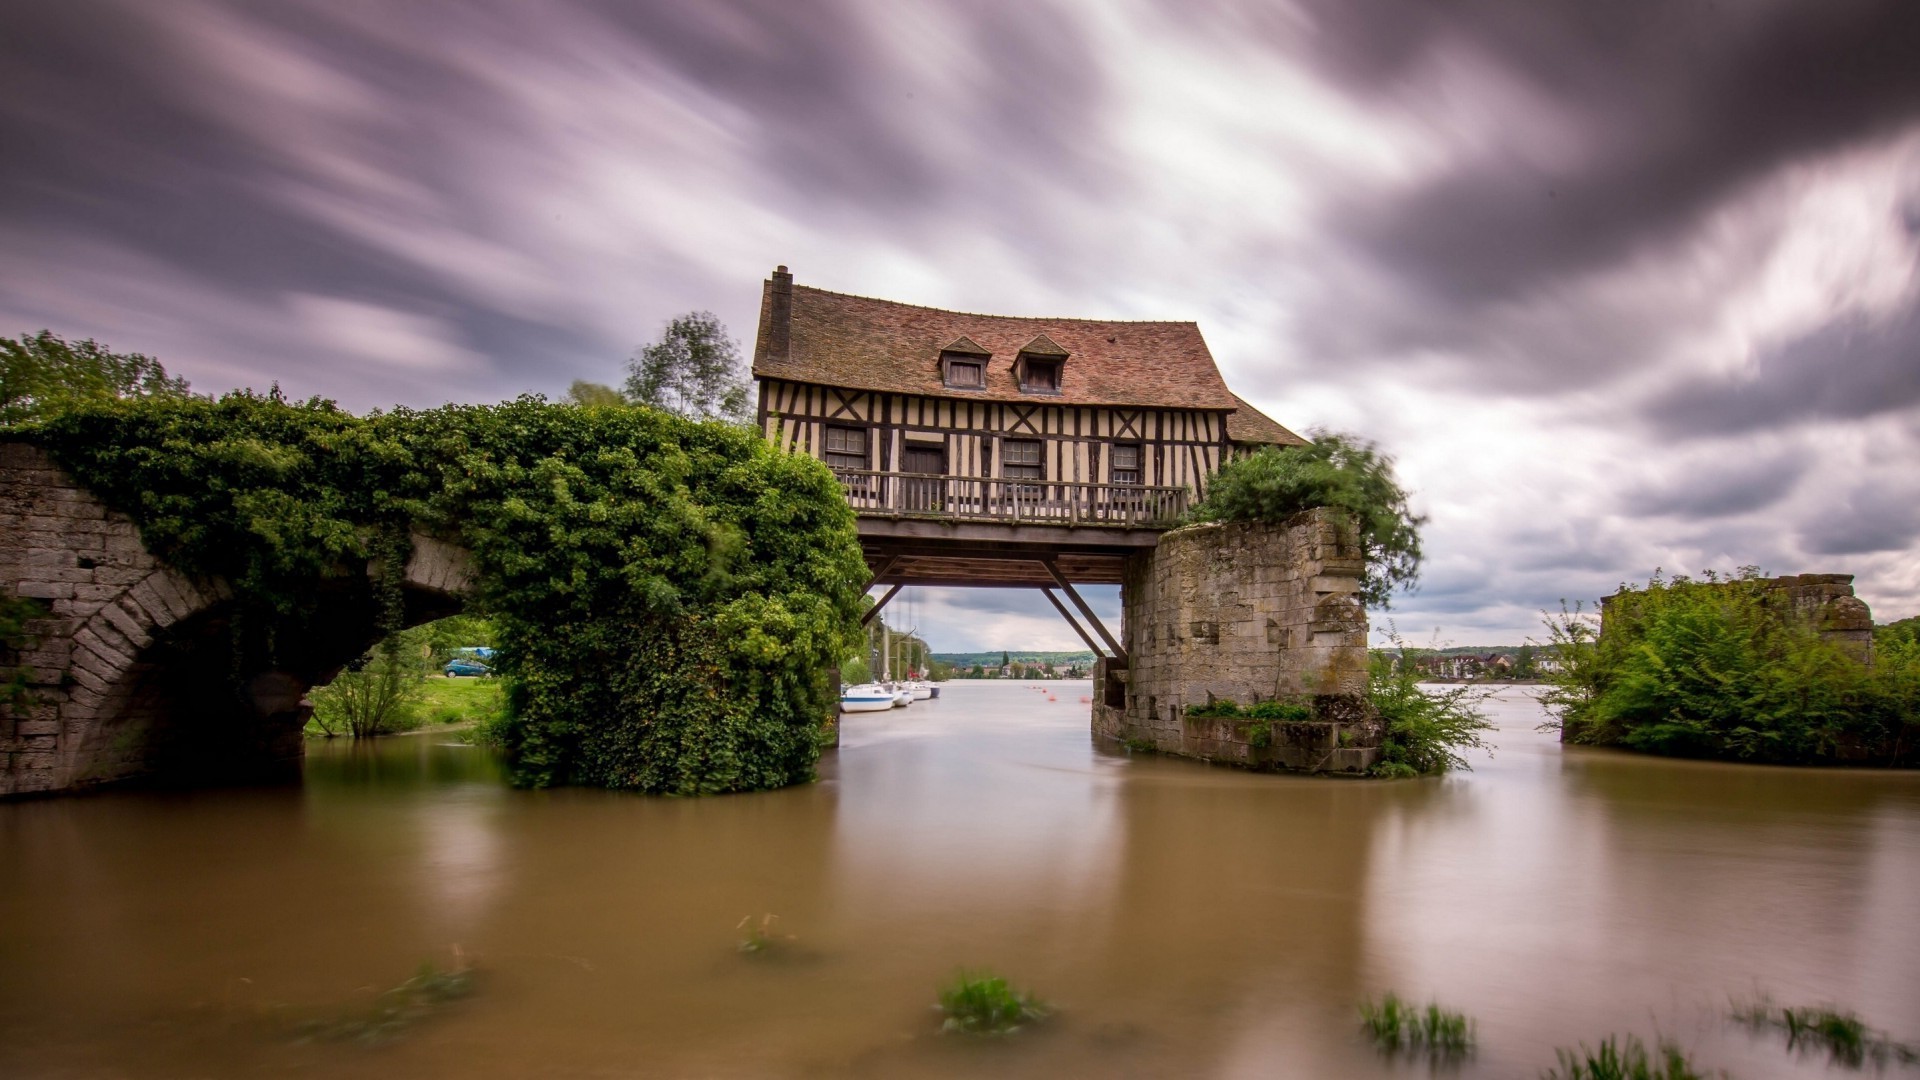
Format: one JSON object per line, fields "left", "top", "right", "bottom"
{"left": 831, "top": 469, "right": 1189, "bottom": 529}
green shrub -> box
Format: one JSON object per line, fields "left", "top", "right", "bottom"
{"left": 1544, "top": 570, "right": 1918, "bottom": 766}
{"left": 1542, "top": 1035, "right": 1717, "bottom": 1079}
{"left": 1187, "top": 431, "right": 1424, "bottom": 608}
{"left": 1369, "top": 647, "right": 1492, "bottom": 776}
{"left": 936, "top": 971, "right": 1050, "bottom": 1035}
{"left": 1359, "top": 992, "right": 1474, "bottom": 1057}
{"left": 29, "top": 392, "right": 866, "bottom": 793}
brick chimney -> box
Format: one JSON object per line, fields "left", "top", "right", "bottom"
{"left": 767, "top": 264, "right": 793, "bottom": 362}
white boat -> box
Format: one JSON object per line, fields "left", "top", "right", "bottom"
{"left": 907, "top": 680, "right": 933, "bottom": 701}
{"left": 890, "top": 684, "right": 913, "bottom": 707}
{"left": 839, "top": 683, "right": 896, "bottom": 713}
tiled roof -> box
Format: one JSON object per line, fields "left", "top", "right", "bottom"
{"left": 1226, "top": 393, "right": 1309, "bottom": 447}
{"left": 753, "top": 273, "right": 1242, "bottom": 410}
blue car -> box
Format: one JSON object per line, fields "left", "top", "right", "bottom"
{"left": 443, "top": 658, "right": 492, "bottom": 677}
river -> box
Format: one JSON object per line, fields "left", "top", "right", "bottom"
{"left": 2, "top": 682, "right": 1916, "bottom": 1077}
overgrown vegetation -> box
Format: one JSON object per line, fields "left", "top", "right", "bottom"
{"left": 935, "top": 971, "right": 1051, "bottom": 1036}
{"left": 1185, "top": 697, "right": 1316, "bottom": 750}
{"left": 1370, "top": 643, "right": 1493, "bottom": 777}
{"left": 2, "top": 330, "right": 193, "bottom": 425}
{"left": 1184, "top": 698, "right": 1313, "bottom": 721}
{"left": 1544, "top": 569, "right": 1919, "bottom": 766}
{"left": 1359, "top": 993, "right": 1474, "bottom": 1058}
{"left": 1, "top": 593, "right": 45, "bottom": 709}
{"left": 26, "top": 391, "right": 866, "bottom": 793}
{"left": 1732, "top": 998, "right": 1919, "bottom": 1068}
{"left": 1186, "top": 431, "right": 1425, "bottom": 608}
{"left": 1541, "top": 1035, "right": 1719, "bottom": 1080}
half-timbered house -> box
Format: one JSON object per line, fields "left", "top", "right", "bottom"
{"left": 751, "top": 265, "right": 1305, "bottom": 642}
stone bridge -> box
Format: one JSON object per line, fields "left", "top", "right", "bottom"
{"left": 1, "top": 442, "right": 474, "bottom": 797}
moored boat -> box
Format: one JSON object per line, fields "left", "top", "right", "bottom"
{"left": 907, "top": 680, "right": 933, "bottom": 701}
{"left": 839, "top": 683, "right": 895, "bottom": 713}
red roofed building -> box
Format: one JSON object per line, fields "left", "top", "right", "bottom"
{"left": 754, "top": 267, "right": 1300, "bottom": 555}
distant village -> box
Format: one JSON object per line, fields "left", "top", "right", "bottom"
{"left": 916, "top": 646, "right": 1563, "bottom": 683}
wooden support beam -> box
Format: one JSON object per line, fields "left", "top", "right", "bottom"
{"left": 1042, "top": 587, "right": 1106, "bottom": 657}
{"left": 861, "top": 583, "right": 903, "bottom": 627}
{"left": 862, "top": 554, "right": 900, "bottom": 590}
{"left": 1041, "top": 557, "right": 1126, "bottom": 661}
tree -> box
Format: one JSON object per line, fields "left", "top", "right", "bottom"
{"left": 565, "top": 380, "right": 627, "bottom": 408}
{"left": 1188, "top": 431, "right": 1425, "bottom": 609}
{"left": 310, "top": 629, "right": 432, "bottom": 737}
{"left": 624, "top": 311, "right": 751, "bottom": 423}
{"left": 1, "top": 330, "right": 191, "bottom": 425}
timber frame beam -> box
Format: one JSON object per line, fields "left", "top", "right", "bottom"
{"left": 1041, "top": 557, "right": 1126, "bottom": 664}
{"left": 861, "top": 583, "right": 903, "bottom": 627}
{"left": 1042, "top": 587, "right": 1106, "bottom": 658}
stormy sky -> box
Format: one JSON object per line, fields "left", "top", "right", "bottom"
{"left": 4, "top": 0, "right": 1918, "bottom": 650}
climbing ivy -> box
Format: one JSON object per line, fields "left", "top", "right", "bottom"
{"left": 27, "top": 392, "right": 867, "bottom": 794}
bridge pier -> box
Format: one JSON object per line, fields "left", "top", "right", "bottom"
{"left": 1092, "top": 509, "right": 1382, "bottom": 774}
{"left": 2, "top": 443, "right": 472, "bottom": 798}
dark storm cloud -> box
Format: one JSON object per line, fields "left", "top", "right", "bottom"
{"left": 1620, "top": 453, "right": 1809, "bottom": 518}
{"left": 582, "top": 1, "right": 1113, "bottom": 222}
{"left": 1799, "top": 497, "right": 1920, "bottom": 557}
{"left": 1188, "top": 0, "right": 1920, "bottom": 388}
{"left": 1645, "top": 298, "right": 1920, "bottom": 436}
{"left": 0, "top": 0, "right": 1117, "bottom": 400}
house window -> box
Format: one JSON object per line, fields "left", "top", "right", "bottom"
{"left": 823, "top": 425, "right": 867, "bottom": 471}
{"left": 1020, "top": 359, "right": 1061, "bottom": 393}
{"left": 1002, "top": 439, "right": 1044, "bottom": 480}
{"left": 1111, "top": 443, "right": 1141, "bottom": 485}
{"left": 943, "top": 357, "right": 984, "bottom": 389}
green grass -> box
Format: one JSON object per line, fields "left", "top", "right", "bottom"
{"left": 1732, "top": 998, "right": 1919, "bottom": 1068}
{"left": 936, "top": 971, "right": 1051, "bottom": 1036}
{"left": 1542, "top": 1035, "right": 1717, "bottom": 1079}
{"left": 1359, "top": 993, "right": 1473, "bottom": 1057}
{"left": 414, "top": 675, "right": 504, "bottom": 726}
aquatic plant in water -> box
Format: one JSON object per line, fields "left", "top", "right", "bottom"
{"left": 1359, "top": 992, "right": 1473, "bottom": 1058}
{"left": 290, "top": 957, "right": 477, "bottom": 1046}
{"left": 1731, "top": 997, "right": 1919, "bottom": 1068}
{"left": 936, "top": 972, "right": 1051, "bottom": 1036}
{"left": 1541, "top": 1035, "right": 1719, "bottom": 1080}
{"left": 736, "top": 914, "right": 796, "bottom": 955}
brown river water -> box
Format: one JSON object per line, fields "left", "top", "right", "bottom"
{"left": 3, "top": 682, "right": 1917, "bottom": 1078}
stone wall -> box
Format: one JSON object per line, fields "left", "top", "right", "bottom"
{"left": 2, "top": 441, "right": 472, "bottom": 798}
{"left": 1091, "top": 508, "right": 1380, "bottom": 774}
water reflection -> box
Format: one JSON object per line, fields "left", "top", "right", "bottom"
{"left": 0, "top": 684, "right": 1915, "bottom": 1078}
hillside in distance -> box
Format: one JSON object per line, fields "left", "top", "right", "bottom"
{"left": 932, "top": 651, "right": 1097, "bottom": 669}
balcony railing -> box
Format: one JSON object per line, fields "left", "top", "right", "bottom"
{"left": 831, "top": 469, "right": 1188, "bottom": 528}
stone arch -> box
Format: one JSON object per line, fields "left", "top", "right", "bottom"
{"left": 2, "top": 442, "right": 476, "bottom": 797}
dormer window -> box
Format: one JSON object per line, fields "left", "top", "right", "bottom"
{"left": 1020, "top": 359, "right": 1061, "bottom": 392}
{"left": 943, "top": 356, "right": 984, "bottom": 388}
{"left": 939, "top": 336, "right": 990, "bottom": 390}
{"left": 1015, "top": 333, "right": 1069, "bottom": 395}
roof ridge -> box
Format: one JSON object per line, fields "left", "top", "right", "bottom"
{"left": 790, "top": 283, "right": 1200, "bottom": 327}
